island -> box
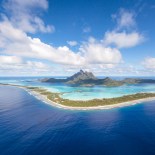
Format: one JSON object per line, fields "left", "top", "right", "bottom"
{"left": 41, "top": 70, "right": 155, "bottom": 87}
{"left": 1, "top": 83, "right": 155, "bottom": 110}
{"left": 1, "top": 70, "right": 155, "bottom": 110}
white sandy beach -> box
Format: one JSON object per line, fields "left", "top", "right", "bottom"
{"left": 25, "top": 87, "right": 155, "bottom": 111}
{"left": 1, "top": 84, "right": 155, "bottom": 110}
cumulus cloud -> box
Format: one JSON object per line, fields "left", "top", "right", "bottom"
{"left": 2, "top": 0, "right": 54, "bottom": 33}
{"left": 67, "top": 41, "right": 78, "bottom": 46}
{"left": 0, "top": 19, "right": 84, "bottom": 65}
{"left": 104, "top": 9, "right": 144, "bottom": 49}
{"left": 26, "top": 61, "right": 49, "bottom": 69}
{"left": 80, "top": 40, "right": 122, "bottom": 64}
{"left": 0, "top": 3, "right": 145, "bottom": 75}
{"left": 104, "top": 31, "right": 144, "bottom": 48}
{"left": 0, "top": 18, "right": 123, "bottom": 68}
{"left": 143, "top": 57, "right": 155, "bottom": 69}
{"left": 0, "top": 59, "right": 52, "bottom": 75}
{"left": 0, "top": 55, "right": 22, "bottom": 64}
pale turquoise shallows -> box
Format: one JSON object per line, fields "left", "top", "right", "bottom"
{"left": 1, "top": 77, "right": 155, "bottom": 101}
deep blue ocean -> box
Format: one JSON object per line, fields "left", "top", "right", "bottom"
{"left": 1, "top": 85, "right": 155, "bottom": 155}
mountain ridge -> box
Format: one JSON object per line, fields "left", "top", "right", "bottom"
{"left": 40, "top": 70, "right": 155, "bottom": 86}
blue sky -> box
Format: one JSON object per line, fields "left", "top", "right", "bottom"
{"left": 0, "top": 0, "right": 155, "bottom": 76}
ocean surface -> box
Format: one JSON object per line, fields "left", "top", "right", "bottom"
{"left": 1, "top": 76, "right": 155, "bottom": 155}
{"left": 1, "top": 85, "right": 155, "bottom": 155}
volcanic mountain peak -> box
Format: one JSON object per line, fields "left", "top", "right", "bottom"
{"left": 67, "top": 70, "right": 97, "bottom": 81}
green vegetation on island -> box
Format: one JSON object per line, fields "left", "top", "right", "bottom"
{"left": 27, "top": 86, "right": 155, "bottom": 107}
{"left": 1, "top": 83, "right": 155, "bottom": 108}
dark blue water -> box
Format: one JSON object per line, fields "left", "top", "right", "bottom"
{"left": 1, "top": 86, "right": 155, "bottom": 155}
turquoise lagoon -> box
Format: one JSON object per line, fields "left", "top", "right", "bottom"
{"left": 1, "top": 76, "right": 155, "bottom": 101}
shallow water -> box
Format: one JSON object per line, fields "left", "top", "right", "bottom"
{"left": 1, "top": 85, "right": 155, "bottom": 155}
{"left": 1, "top": 76, "right": 155, "bottom": 100}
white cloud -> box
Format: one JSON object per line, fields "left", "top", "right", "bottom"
{"left": 0, "top": 19, "right": 85, "bottom": 66}
{"left": 104, "top": 31, "right": 144, "bottom": 48}
{"left": 143, "top": 57, "right": 155, "bottom": 69}
{"left": 112, "top": 9, "right": 136, "bottom": 29}
{"left": 0, "top": 59, "right": 52, "bottom": 75}
{"left": 67, "top": 41, "right": 78, "bottom": 46}
{"left": 105, "top": 9, "right": 144, "bottom": 49}
{"left": 2, "top": 0, "right": 54, "bottom": 33}
{"left": 61, "top": 63, "right": 144, "bottom": 76}
{"left": 0, "top": 18, "right": 123, "bottom": 67}
{"left": 0, "top": 55, "right": 22, "bottom": 64}
{"left": 0, "top": 19, "right": 27, "bottom": 43}
{"left": 26, "top": 61, "right": 49, "bottom": 69}
{"left": 80, "top": 41, "right": 122, "bottom": 64}
{"left": 0, "top": 4, "right": 145, "bottom": 76}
